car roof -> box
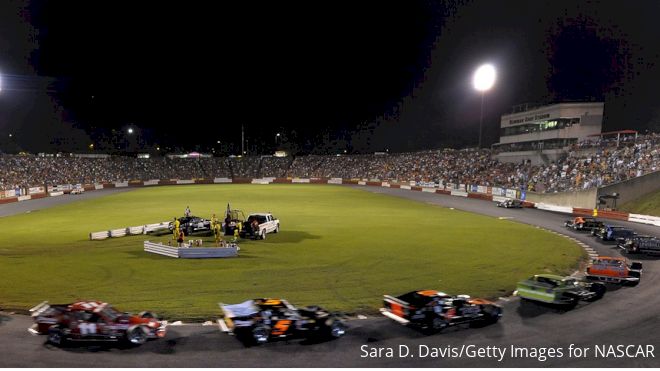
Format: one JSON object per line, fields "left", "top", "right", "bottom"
{"left": 534, "top": 274, "right": 565, "bottom": 281}
{"left": 593, "top": 256, "right": 625, "bottom": 261}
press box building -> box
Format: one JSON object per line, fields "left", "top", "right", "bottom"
{"left": 494, "top": 102, "right": 604, "bottom": 165}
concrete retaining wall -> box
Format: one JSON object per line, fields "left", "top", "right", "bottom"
{"left": 526, "top": 188, "right": 598, "bottom": 209}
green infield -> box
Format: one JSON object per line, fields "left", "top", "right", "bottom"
{"left": 0, "top": 185, "right": 583, "bottom": 320}
{"left": 620, "top": 189, "right": 660, "bottom": 217}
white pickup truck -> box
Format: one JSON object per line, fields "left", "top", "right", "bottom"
{"left": 240, "top": 213, "right": 280, "bottom": 240}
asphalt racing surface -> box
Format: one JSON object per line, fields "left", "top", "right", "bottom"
{"left": 1, "top": 186, "right": 659, "bottom": 367}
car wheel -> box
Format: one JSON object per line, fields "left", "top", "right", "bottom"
{"left": 588, "top": 283, "right": 606, "bottom": 300}
{"left": 252, "top": 326, "right": 270, "bottom": 344}
{"left": 274, "top": 224, "right": 279, "bottom": 233}
{"left": 126, "top": 325, "right": 148, "bottom": 345}
{"left": 328, "top": 320, "right": 346, "bottom": 338}
{"left": 484, "top": 306, "right": 502, "bottom": 324}
{"left": 187, "top": 226, "right": 193, "bottom": 236}
{"left": 47, "top": 326, "right": 65, "bottom": 346}
{"left": 431, "top": 317, "right": 448, "bottom": 331}
{"left": 261, "top": 230, "right": 266, "bottom": 240}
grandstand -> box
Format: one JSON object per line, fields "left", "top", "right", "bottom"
{"left": 1, "top": 132, "right": 659, "bottom": 199}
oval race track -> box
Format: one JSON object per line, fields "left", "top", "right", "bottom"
{"left": 0, "top": 185, "right": 659, "bottom": 367}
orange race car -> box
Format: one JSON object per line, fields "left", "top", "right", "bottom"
{"left": 585, "top": 256, "right": 642, "bottom": 286}
{"left": 564, "top": 217, "right": 604, "bottom": 232}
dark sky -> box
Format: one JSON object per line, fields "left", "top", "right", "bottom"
{"left": 1, "top": 0, "right": 659, "bottom": 154}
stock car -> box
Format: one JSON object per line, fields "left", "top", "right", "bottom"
{"left": 168, "top": 216, "right": 211, "bottom": 236}
{"left": 564, "top": 217, "right": 604, "bottom": 232}
{"left": 380, "top": 290, "right": 502, "bottom": 334}
{"left": 218, "top": 298, "right": 346, "bottom": 345}
{"left": 585, "top": 256, "right": 642, "bottom": 285}
{"left": 29, "top": 300, "right": 167, "bottom": 346}
{"left": 619, "top": 235, "right": 660, "bottom": 256}
{"left": 515, "top": 274, "right": 606, "bottom": 307}
{"left": 591, "top": 225, "right": 636, "bottom": 242}
{"left": 496, "top": 199, "right": 523, "bottom": 208}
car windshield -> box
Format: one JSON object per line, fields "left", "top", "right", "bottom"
{"left": 99, "top": 305, "right": 121, "bottom": 321}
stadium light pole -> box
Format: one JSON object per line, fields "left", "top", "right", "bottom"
{"left": 473, "top": 64, "right": 496, "bottom": 148}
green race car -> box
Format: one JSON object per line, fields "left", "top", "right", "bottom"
{"left": 515, "top": 274, "right": 606, "bottom": 307}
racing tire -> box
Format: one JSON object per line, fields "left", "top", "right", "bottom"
{"left": 125, "top": 325, "right": 148, "bottom": 346}
{"left": 186, "top": 226, "right": 193, "bottom": 237}
{"left": 562, "top": 294, "right": 579, "bottom": 309}
{"left": 327, "top": 320, "right": 346, "bottom": 339}
{"left": 261, "top": 230, "right": 266, "bottom": 240}
{"left": 423, "top": 317, "right": 448, "bottom": 334}
{"left": 483, "top": 306, "right": 502, "bottom": 324}
{"left": 274, "top": 224, "right": 279, "bottom": 233}
{"left": 252, "top": 325, "right": 270, "bottom": 345}
{"left": 627, "top": 270, "right": 641, "bottom": 287}
{"left": 587, "top": 283, "right": 606, "bottom": 301}
{"left": 47, "top": 326, "right": 67, "bottom": 346}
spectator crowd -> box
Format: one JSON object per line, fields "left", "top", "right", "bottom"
{"left": 2, "top": 133, "right": 659, "bottom": 194}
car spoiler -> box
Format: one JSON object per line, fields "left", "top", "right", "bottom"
{"left": 29, "top": 301, "right": 50, "bottom": 317}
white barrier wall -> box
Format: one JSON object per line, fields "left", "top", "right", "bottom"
{"left": 109, "top": 228, "right": 127, "bottom": 237}
{"left": 450, "top": 190, "right": 468, "bottom": 197}
{"left": 328, "top": 178, "right": 343, "bottom": 184}
{"left": 90, "top": 231, "right": 110, "bottom": 240}
{"left": 94, "top": 184, "right": 104, "bottom": 190}
{"left": 18, "top": 195, "right": 32, "bottom": 201}
{"left": 292, "top": 178, "right": 310, "bottom": 183}
{"left": 115, "top": 182, "right": 128, "bottom": 187}
{"left": 628, "top": 214, "right": 660, "bottom": 227}
{"left": 143, "top": 180, "right": 159, "bottom": 186}
{"left": 143, "top": 241, "right": 239, "bottom": 258}
{"left": 176, "top": 179, "right": 195, "bottom": 184}
{"left": 213, "top": 178, "right": 232, "bottom": 183}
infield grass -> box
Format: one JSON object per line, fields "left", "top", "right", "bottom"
{"left": 0, "top": 185, "right": 583, "bottom": 320}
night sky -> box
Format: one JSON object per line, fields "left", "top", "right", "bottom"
{"left": 1, "top": 0, "right": 659, "bottom": 154}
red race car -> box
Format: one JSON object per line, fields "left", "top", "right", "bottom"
{"left": 29, "top": 300, "right": 167, "bottom": 346}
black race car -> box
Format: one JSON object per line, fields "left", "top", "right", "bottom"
{"left": 380, "top": 290, "right": 502, "bottom": 334}
{"left": 219, "top": 298, "right": 346, "bottom": 345}
{"left": 564, "top": 217, "right": 604, "bottom": 231}
{"left": 496, "top": 199, "right": 523, "bottom": 208}
{"left": 619, "top": 235, "right": 660, "bottom": 255}
{"left": 591, "top": 225, "right": 636, "bottom": 242}
{"left": 168, "top": 216, "right": 211, "bottom": 236}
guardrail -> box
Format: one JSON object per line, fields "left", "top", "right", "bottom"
{"left": 89, "top": 221, "right": 170, "bottom": 240}
{"left": 143, "top": 241, "right": 239, "bottom": 258}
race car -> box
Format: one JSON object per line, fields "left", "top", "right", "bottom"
{"left": 619, "top": 235, "right": 660, "bottom": 256}
{"left": 585, "top": 256, "right": 642, "bottom": 285}
{"left": 169, "top": 216, "right": 211, "bottom": 236}
{"left": 70, "top": 185, "right": 85, "bottom": 195}
{"left": 564, "top": 216, "right": 604, "bottom": 232}
{"left": 380, "top": 290, "right": 502, "bottom": 334}
{"left": 515, "top": 274, "right": 606, "bottom": 307}
{"left": 29, "top": 300, "right": 166, "bottom": 346}
{"left": 218, "top": 298, "right": 346, "bottom": 345}
{"left": 591, "top": 224, "right": 635, "bottom": 241}
{"left": 496, "top": 199, "right": 523, "bottom": 208}
{"left": 239, "top": 213, "right": 280, "bottom": 240}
